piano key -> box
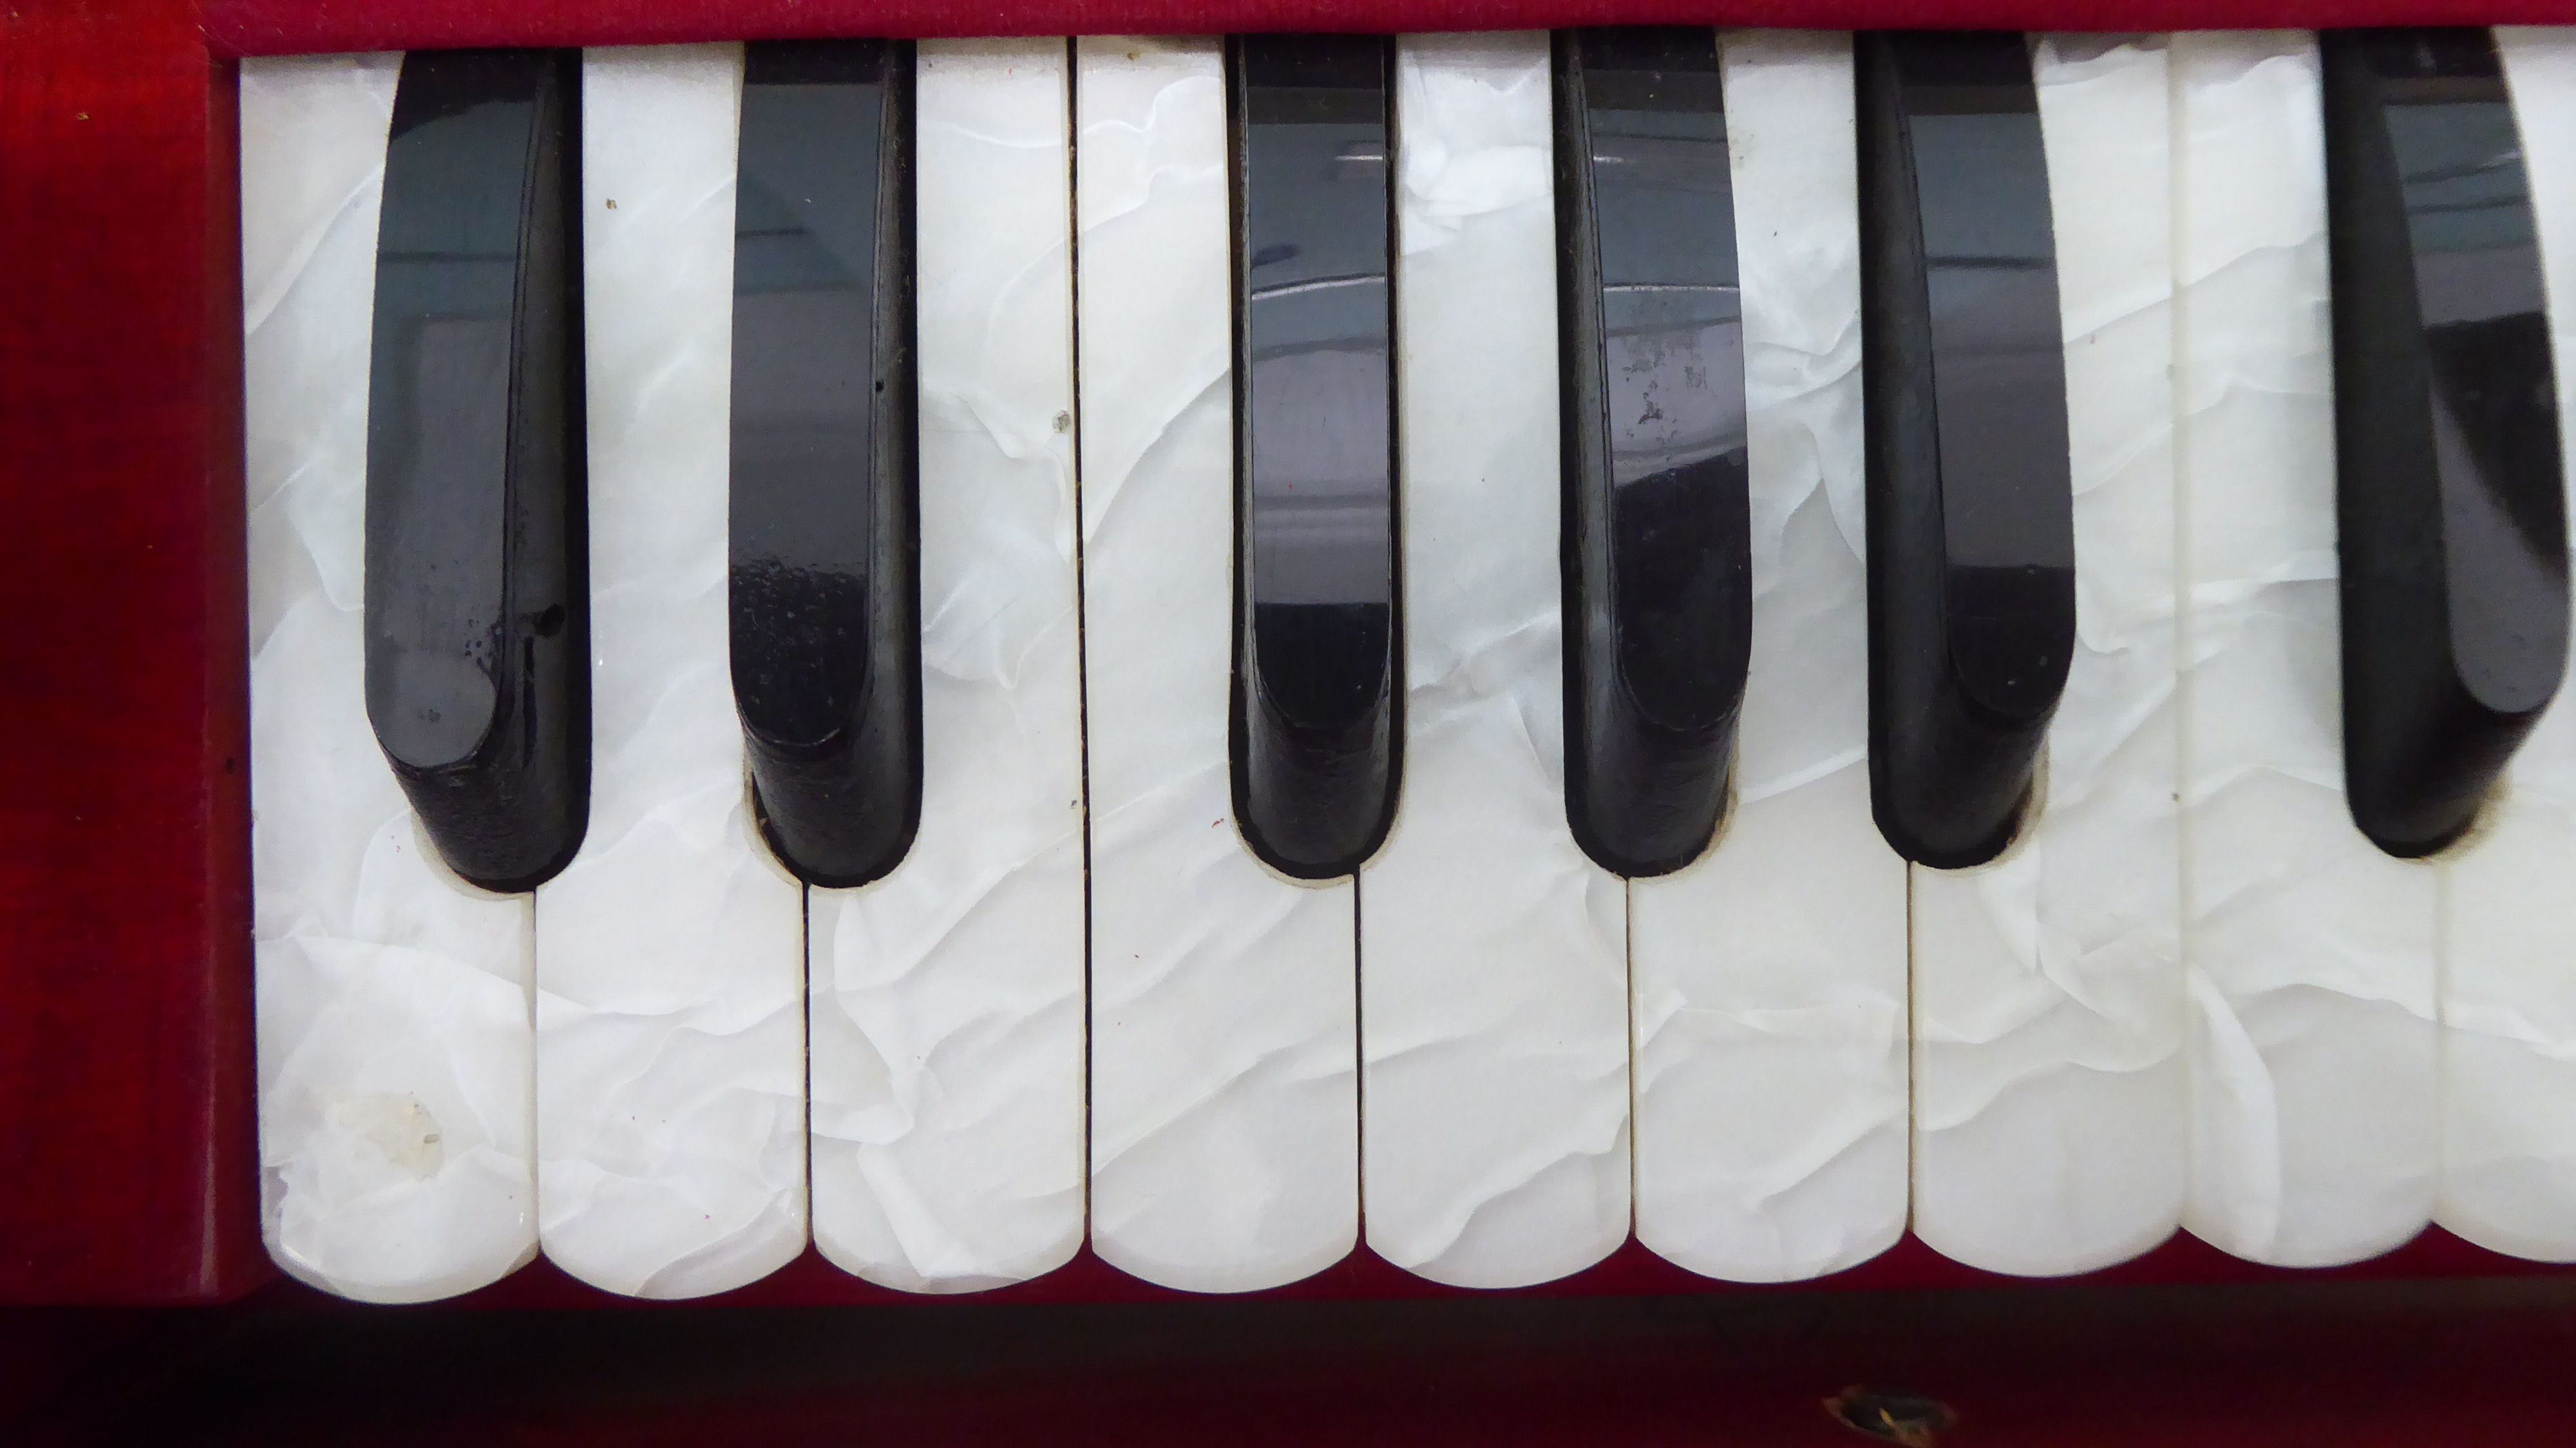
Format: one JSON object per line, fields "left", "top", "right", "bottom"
{"left": 1555, "top": 26, "right": 1750, "bottom": 878}
{"left": 1629, "top": 30, "right": 1911, "bottom": 1283}
{"left": 534, "top": 44, "right": 807, "bottom": 1298}
{"left": 1079, "top": 35, "right": 1360, "bottom": 1292}
{"left": 1230, "top": 33, "right": 1403, "bottom": 879}
{"left": 363, "top": 49, "right": 589, "bottom": 893}
{"left": 729, "top": 39, "right": 924, "bottom": 887}
{"left": 1857, "top": 31, "right": 2077, "bottom": 871}
{"left": 1911, "top": 33, "right": 2185, "bottom": 1276}
{"left": 1359, "top": 30, "right": 1629, "bottom": 1289}
{"left": 807, "top": 37, "right": 1084, "bottom": 1293}
{"left": 2329, "top": 25, "right": 2566, "bottom": 855}
{"left": 2175, "top": 30, "right": 2439, "bottom": 1267}
{"left": 2325, "top": 29, "right": 2568, "bottom": 859}
{"left": 245, "top": 51, "right": 540, "bottom": 1303}
{"left": 2439, "top": 25, "right": 2576, "bottom": 1263}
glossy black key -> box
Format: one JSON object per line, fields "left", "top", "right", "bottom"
{"left": 365, "top": 49, "right": 588, "bottom": 893}
{"left": 1554, "top": 28, "right": 1750, "bottom": 879}
{"left": 1855, "top": 32, "right": 2074, "bottom": 870}
{"left": 2324, "top": 28, "right": 2567, "bottom": 857}
{"left": 1228, "top": 34, "right": 1401, "bottom": 879}
{"left": 728, "top": 41, "right": 922, "bottom": 888}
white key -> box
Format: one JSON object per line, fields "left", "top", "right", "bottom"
{"left": 808, "top": 38, "right": 1087, "bottom": 1293}
{"left": 536, "top": 45, "right": 808, "bottom": 1298}
{"left": 1077, "top": 35, "right": 1361, "bottom": 1292}
{"left": 1631, "top": 30, "right": 1909, "bottom": 1284}
{"left": 2439, "top": 27, "right": 2576, "bottom": 1264}
{"left": 2175, "top": 32, "right": 2438, "bottom": 1268}
{"left": 1911, "top": 35, "right": 2186, "bottom": 1277}
{"left": 245, "top": 52, "right": 540, "bottom": 1304}
{"left": 1363, "top": 31, "right": 1629, "bottom": 1290}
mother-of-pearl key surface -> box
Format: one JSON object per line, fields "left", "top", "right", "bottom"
{"left": 1361, "top": 30, "right": 1629, "bottom": 1289}
{"left": 1911, "top": 34, "right": 2186, "bottom": 1277}
{"left": 2442, "top": 26, "right": 2576, "bottom": 1264}
{"left": 2176, "top": 30, "right": 2438, "bottom": 1268}
{"left": 536, "top": 45, "right": 810, "bottom": 1298}
{"left": 1629, "top": 30, "right": 1912, "bottom": 1284}
{"left": 808, "top": 37, "right": 1087, "bottom": 1293}
{"left": 245, "top": 52, "right": 541, "bottom": 1304}
{"left": 1079, "top": 35, "right": 1361, "bottom": 1293}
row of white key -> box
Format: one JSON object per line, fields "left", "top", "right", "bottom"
{"left": 244, "top": 28, "right": 2576, "bottom": 1302}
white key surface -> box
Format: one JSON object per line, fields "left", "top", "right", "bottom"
{"left": 808, "top": 38, "right": 1088, "bottom": 1293}
{"left": 536, "top": 46, "right": 809, "bottom": 1298}
{"left": 1363, "top": 31, "right": 1630, "bottom": 1289}
{"left": 245, "top": 52, "right": 540, "bottom": 1304}
{"left": 2439, "top": 27, "right": 2576, "bottom": 1264}
{"left": 2174, "top": 32, "right": 2438, "bottom": 1267}
{"left": 1911, "top": 34, "right": 2186, "bottom": 1276}
{"left": 1077, "top": 35, "right": 1361, "bottom": 1293}
{"left": 1630, "top": 30, "right": 1910, "bottom": 1284}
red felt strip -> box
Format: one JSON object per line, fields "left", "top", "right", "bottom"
{"left": 204, "top": 0, "right": 2576, "bottom": 59}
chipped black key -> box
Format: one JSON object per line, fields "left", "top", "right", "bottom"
{"left": 1555, "top": 27, "right": 1750, "bottom": 879}
{"left": 1855, "top": 31, "right": 2075, "bottom": 870}
{"left": 365, "top": 48, "right": 588, "bottom": 892}
{"left": 728, "top": 39, "right": 922, "bottom": 888}
{"left": 1227, "top": 34, "right": 1402, "bottom": 879}
{"left": 2324, "top": 28, "right": 2568, "bottom": 857}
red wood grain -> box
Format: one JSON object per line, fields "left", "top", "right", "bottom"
{"left": 203, "top": 0, "right": 2576, "bottom": 57}
{"left": 0, "top": 0, "right": 263, "bottom": 1304}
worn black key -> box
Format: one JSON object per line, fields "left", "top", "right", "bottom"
{"left": 728, "top": 40, "right": 922, "bottom": 888}
{"left": 1554, "top": 28, "right": 1750, "bottom": 879}
{"left": 2324, "top": 28, "right": 2567, "bottom": 858}
{"left": 1227, "top": 34, "right": 1402, "bottom": 880}
{"left": 1855, "top": 32, "right": 2074, "bottom": 870}
{"left": 365, "top": 49, "right": 588, "bottom": 893}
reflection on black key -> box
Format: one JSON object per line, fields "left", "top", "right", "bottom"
{"left": 1228, "top": 34, "right": 1401, "bottom": 879}
{"left": 365, "top": 49, "right": 588, "bottom": 893}
{"left": 1856, "top": 32, "right": 2074, "bottom": 870}
{"left": 729, "top": 40, "right": 921, "bottom": 888}
{"left": 1554, "top": 28, "right": 1750, "bottom": 879}
{"left": 2324, "top": 28, "right": 2568, "bottom": 857}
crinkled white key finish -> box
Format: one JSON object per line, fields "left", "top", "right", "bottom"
{"left": 1363, "top": 32, "right": 1628, "bottom": 1290}
{"left": 536, "top": 46, "right": 807, "bottom": 1299}
{"left": 245, "top": 53, "right": 542, "bottom": 1305}
{"left": 2439, "top": 29, "right": 2576, "bottom": 1264}
{"left": 809, "top": 39, "right": 1085, "bottom": 1294}
{"left": 2174, "top": 33, "right": 2438, "bottom": 1268}
{"left": 1911, "top": 35, "right": 2185, "bottom": 1277}
{"left": 1077, "top": 36, "right": 1360, "bottom": 1293}
{"left": 1626, "top": 31, "right": 1905, "bottom": 1286}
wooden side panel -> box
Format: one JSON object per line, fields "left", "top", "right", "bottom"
{"left": 204, "top": 0, "right": 2576, "bottom": 59}
{"left": 0, "top": 0, "right": 265, "bottom": 1304}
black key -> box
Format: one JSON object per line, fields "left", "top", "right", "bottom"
{"left": 1554, "top": 28, "right": 1750, "bottom": 879}
{"left": 365, "top": 49, "right": 588, "bottom": 893}
{"left": 1855, "top": 32, "right": 2074, "bottom": 870}
{"left": 1227, "top": 34, "right": 1402, "bottom": 880}
{"left": 728, "top": 40, "right": 922, "bottom": 888}
{"left": 2324, "top": 28, "right": 2568, "bottom": 857}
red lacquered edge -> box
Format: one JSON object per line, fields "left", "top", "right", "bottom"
{"left": 0, "top": 0, "right": 265, "bottom": 1305}
{"left": 204, "top": 0, "right": 2576, "bottom": 57}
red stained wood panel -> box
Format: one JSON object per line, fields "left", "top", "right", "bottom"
{"left": 0, "top": 0, "right": 264, "bottom": 1304}
{"left": 207, "top": 0, "right": 2576, "bottom": 55}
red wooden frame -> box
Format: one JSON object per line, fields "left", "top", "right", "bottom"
{"left": 6, "top": 0, "right": 2576, "bottom": 1310}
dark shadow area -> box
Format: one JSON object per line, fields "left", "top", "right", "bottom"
{"left": 10, "top": 1274, "right": 2576, "bottom": 1445}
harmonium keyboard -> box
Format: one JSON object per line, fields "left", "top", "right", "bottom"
{"left": 9, "top": 0, "right": 2576, "bottom": 1313}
